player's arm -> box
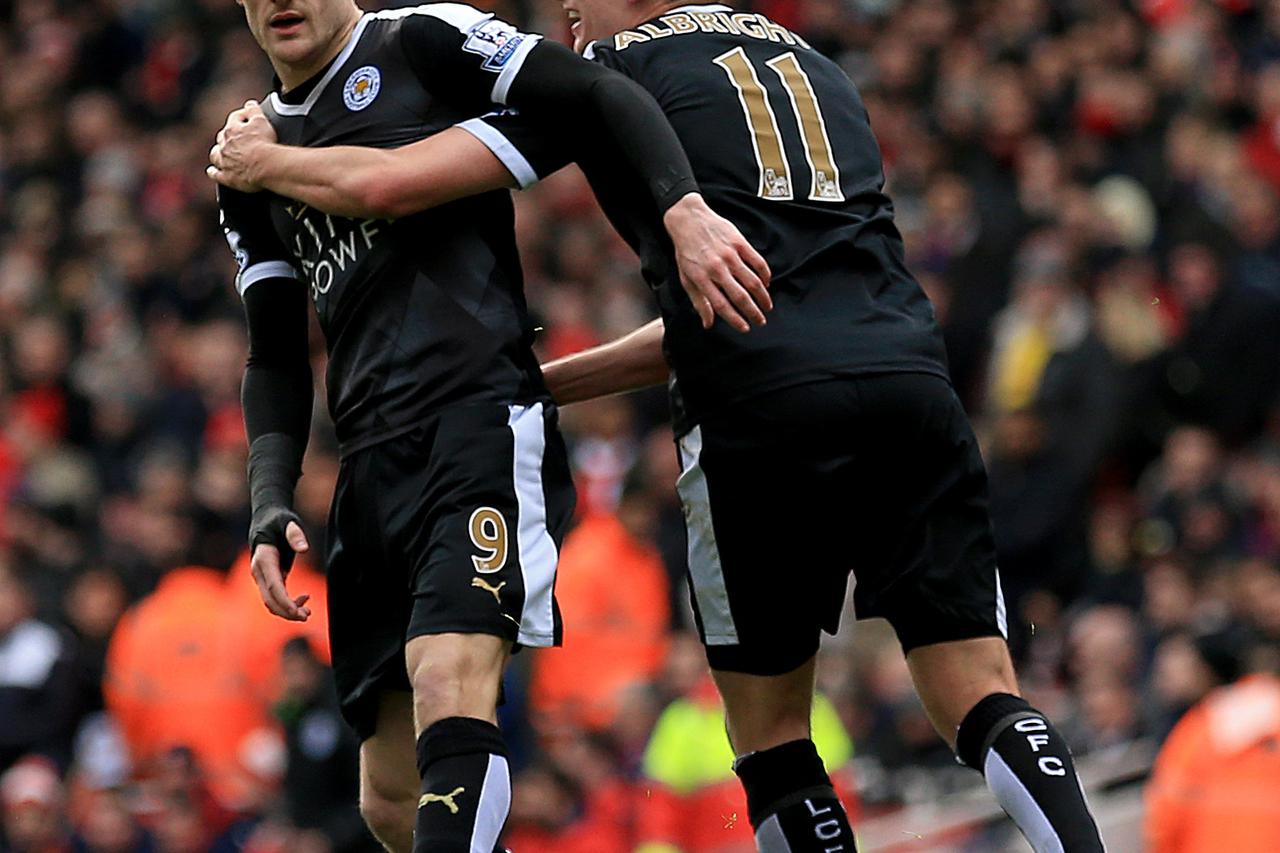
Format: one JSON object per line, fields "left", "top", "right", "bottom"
{"left": 401, "top": 8, "right": 770, "bottom": 332}
{"left": 503, "top": 44, "right": 773, "bottom": 332}
{"left": 209, "top": 106, "right": 517, "bottom": 220}
{"left": 219, "top": 187, "right": 315, "bottom": 622}
{"left": 540, "top": 318, "right": 667, "bottom": 405}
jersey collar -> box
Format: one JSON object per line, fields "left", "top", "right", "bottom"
{"left": 268, "top": 12, "right": 373, "bottom": 117}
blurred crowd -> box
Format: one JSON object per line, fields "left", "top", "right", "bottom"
{"left": 3, "top": 0, "right": 1280, "bottom": 850}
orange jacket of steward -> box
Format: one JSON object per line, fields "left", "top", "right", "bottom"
{"left": 530, "top": 512, "right": 669, "bottom": 730}
{"left": 1146, "top": 674, "right": 1280, "bottom": 852}
{"left": 104, "top": 555, "right": 329, "bottom": 808}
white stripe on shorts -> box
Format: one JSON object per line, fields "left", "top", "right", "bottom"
{"left": 507, "top": 403, "right": 557, "bottom": 646}
{"left": 996, "top": 568, "right": 1008, "bottom": 638}
{"left": 676, "top": 426, "right": 739, "bottom": 644}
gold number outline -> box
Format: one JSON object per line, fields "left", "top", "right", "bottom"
{"left": 765, "top": 52, "right": 845, "bottom": 202}
{"left": 468, "top": 507, "right": 509, "bottom": 574}
{"left": 713, "top": 46, "right": 792, "bottom": 201}
{"left": 713, "top": 47, "right": 844, "bottom": 203}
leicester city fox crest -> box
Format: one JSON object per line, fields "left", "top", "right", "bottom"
{"left": 343, "top": 65, "right": 381, "bottom": 111}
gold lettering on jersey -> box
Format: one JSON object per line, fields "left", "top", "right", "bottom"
{"left": 690, "top": 11, "right": 730, "bottom": 32}
{"left": 638, "top": 21, "right": 674, "bottom": 38}
{"left": 761, "top": 16, "right": 797, "bottom": 44}
{"left": 716, "top": 12, "right": 743, "bottom": 34}
{"left": 661, "top": 13, "right": 699, "bottom": 33}
{"left": 613, "top": 29, "right": 650, "bottom": 49}
{"left": 730, "top": 13, "right": 766, "bottom": 39}
{"left": 613, "top": 11, "right": 808, "bottom": 50}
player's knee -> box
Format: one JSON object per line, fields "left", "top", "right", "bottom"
{"left": 359, "top": 785, "right": 414, "bottom": 852}
{"left": 407, "top": 636, "right": 505, "bottom": 728}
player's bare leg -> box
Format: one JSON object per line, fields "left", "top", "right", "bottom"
{"left": 906, "top": 636, "right": 1017, "bottom": 743}
{"left": 908, "top": 637, "right": 1105, "bottom": 852}
{"left": 714, "top": 657, "right": 857, "bottom": 852}
{"left": 358, "top": 692, "right": 418, "bottom": 853}
{"left": 404, "top": 633, "right": 510, "bottom": 853}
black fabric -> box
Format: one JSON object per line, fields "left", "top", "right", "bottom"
{"left": 505, "top": 41, "right": 697, "bottom": 213}
{"left": 240, "top": 272, "right": 313, "bottom": 564}
{"left": 734, "top": 740, "right": 856, "bottom": 850}
{"left": 577, "top": 13, "right": 949, "bottom": 434}
{"left": 734, "top": 739, "right": 831, "bottom": 827}
{"left": 418, "top": 717, "right": 508, "bottom": 771}
{"left": 955, "top": 692, "right": 1034, "bottom": 771}
{"left": 413, "top": 717, "right": 509, "bottom": 853}
{"left": 239, "top": 271, "right": 312, "bottom": 444}
{"left": 328, "top": 404, "right": 575, "bottom": 740}
{"left": 688, "top": 374, "right": 1003, "bottom": 676}
{"left": 227, "top": 10, "right": 554, "bottom": 457}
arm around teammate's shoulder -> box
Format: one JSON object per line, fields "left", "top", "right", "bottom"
{"left": 506, "top": 42, "right": 773, "bottom": 332}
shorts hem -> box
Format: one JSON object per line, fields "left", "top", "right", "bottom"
{"left": 893, "top": 622, "right": 1005, "bottom": 654}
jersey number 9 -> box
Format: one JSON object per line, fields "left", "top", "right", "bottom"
{"left": 469, "top": 507, "right": 509, "bottom": 573}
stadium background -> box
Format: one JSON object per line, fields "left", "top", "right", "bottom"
{"left": 2, "top": 0, "right": 1280, "bottom": 849}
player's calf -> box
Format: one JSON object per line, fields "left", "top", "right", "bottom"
{"left": 956, "top": 693, "right": 1105, "bottom": 853}
{"left": 413, "top": 716, "right": 510, "bottom": 853}
{"left": 406, "top": 634, "right": 512, "bottom": 852}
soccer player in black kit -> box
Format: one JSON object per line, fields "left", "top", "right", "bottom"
{"left": 214, "top": 2, "right": 772, "bottom": 853}
{"left": 212, "top": 2, "right": 1106, "bottom": 851}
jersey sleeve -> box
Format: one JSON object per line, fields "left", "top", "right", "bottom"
{"left": 398, "top": 4, "right": 542, "bottom": 109}
{"left": 217, "top": 187, "right": 299, "bottom": 298}
{"left": 454, "top": 109, "right": 572, "bottom": 189}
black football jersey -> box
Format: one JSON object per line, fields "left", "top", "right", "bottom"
{"left": 219, "top": 4, "right": 562, "bottom": 455}
{"left": 481, "top": 3, "right": 950, "bottom": 432}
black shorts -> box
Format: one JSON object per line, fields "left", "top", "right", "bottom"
{"left": 677, "top": 373, "right": 1005, "bottom": 675}
{"left": 326, "top": 401, "right": 575, "bottom": 739}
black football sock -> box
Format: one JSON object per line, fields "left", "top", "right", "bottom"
{"left": 956, "top": 693, "right": 1104, "bottom": 852}
{"left": 733, "top": 739, "right": 857, "bottom": 852}
{"left": 413, "top": 717, "right": 510, "bottom": 853}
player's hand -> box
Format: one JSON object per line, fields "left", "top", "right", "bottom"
{"left": 249, "top": 507, "right": 312, "bottom": 622}
{"left": 663, "top": 193, "right": 772, "bottom": 332}
{"left": 207, "top": 100, "right": 278, "bottom": 191}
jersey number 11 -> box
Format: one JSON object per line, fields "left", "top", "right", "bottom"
{"left": 713, "top": 47, "right": 844, "bottom": 204}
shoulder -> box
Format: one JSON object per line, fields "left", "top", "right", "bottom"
{"left": 368, "top": 3, "right": 494, "bottom": 35}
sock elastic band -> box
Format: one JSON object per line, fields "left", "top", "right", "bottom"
{"left": 734, "top": 739, "right": 832, "bottom": 827}
{"left": 417, "top": 716, "right": 507, "bottom": 775}
{"left": 955, "top": 692, "right": 1037, "bottom": 771}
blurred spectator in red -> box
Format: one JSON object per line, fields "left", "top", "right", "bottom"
{"left": 69, "top": 787, "right": 154, "bottom": 853}
{"left": 1146, "top": 633, "right": 1280, "bottom": 851}
{"left": 503, "top": 729, "right": 643, "bottom": 853}
{"left": 103, "top": 562, "right": 279, "bottom": 810}
{"left": 1, "top": 756, "right": 71, "bottom": 853}
{"left": 530, "top": 473, "right": 669, "bottom": 731}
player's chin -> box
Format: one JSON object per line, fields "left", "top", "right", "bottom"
{"left": 570, "top": 21, "right": 586, "bottom": 53}
{"left": 266, "top": 33, "right": 313, "bottom": 63}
